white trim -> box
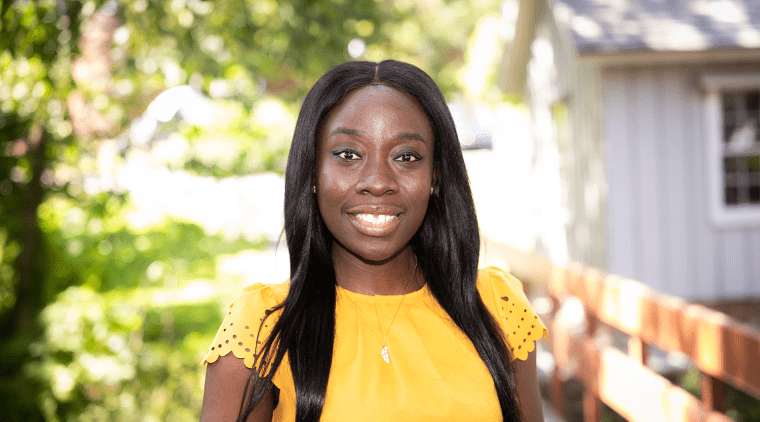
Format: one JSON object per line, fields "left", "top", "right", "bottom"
{"left": 581, "top": 48, "right": 760, "bottom": 69}
{"left": 702, "top": 73, "right": 760, "bottom": 91}
{"left": 703, "top": 76, "right": 760, "bottom": 228}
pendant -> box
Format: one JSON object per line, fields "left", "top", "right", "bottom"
{"left": 381, "top": 345, "right": 390, "bottom": 363}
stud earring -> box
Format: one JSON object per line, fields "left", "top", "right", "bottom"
{"left": 430, "top": 187, "right": 434, "bottom": 195}
{"left": 313, "top": 185, "right": 317, "bottom": 194}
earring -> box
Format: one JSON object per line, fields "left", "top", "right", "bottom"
{"left": 430, "top": 186, "right": 434, "bottom": 195}
{"left": 313, "top": 185, "right": 317, "bottom": 194}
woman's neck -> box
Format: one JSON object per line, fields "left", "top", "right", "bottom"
{"left": 331, "top": 245, "right": 423, "bottom": 295}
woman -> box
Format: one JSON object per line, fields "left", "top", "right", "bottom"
{"left": 200, "top": 60, "right": 547, "bottom": 422}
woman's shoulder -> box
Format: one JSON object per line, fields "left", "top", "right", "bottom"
{"left": 202, "top": 282, "right": 290, "bottom": 369}
{"left": 476, "top": 266, "right": 548, "bottom": 361}
{"left": 477, "top": 266, "right": 523, "bottom": 291}
{"left": 233, "top": 281, "right": 290, "bottom": 307}
{"left": 476, "top": 266, "right": 528, "bottom": 303}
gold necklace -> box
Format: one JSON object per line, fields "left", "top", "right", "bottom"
{"left": 337, "top": 258, "right": 418, "bottom": 364}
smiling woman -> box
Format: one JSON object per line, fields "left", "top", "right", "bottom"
{"left": 199, "top": 60, "right": 548, "bottom": 422}
{"left": 315, "top": 84, "right": 433, "bottom": 272}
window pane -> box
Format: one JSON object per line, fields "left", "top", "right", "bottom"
{"left": 724, "top": 157, "right": 738, "bottom": 172}
{"left": 749, "top": 155, "right": 760, "bottom": 171}
{"left": 724, "top": 123, "right": 736, "bottom": 144}
{"left": 737, "top": 156, "right": 749, "bottom": 171}
{"left": 748, "top": 92, "right": 760, "bottom": 114}
{"left": 725, "top": 186, "right": 739, "bottom": 205}
{"left": 750, "top": 186, "right": 760, "bottom": 204}
{"left": 723, "top": 92, "right": 738, "bottom": 114}
{"left": 750, "top": 171, "right": 760, "bottom": 184}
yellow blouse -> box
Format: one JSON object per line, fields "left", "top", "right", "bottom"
{"left": 203, "top": 266, "right": 548, "bottom": 421}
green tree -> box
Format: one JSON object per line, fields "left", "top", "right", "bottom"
{"left": 0, "top": 0, "right": 503, "bottom": 419}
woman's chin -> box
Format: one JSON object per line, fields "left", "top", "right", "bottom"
{"left": 332, "top": 242, "right": 413, "bottom": 266}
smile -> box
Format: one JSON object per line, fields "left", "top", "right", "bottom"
{"left": 347, "top": 212, "right": 402, "bottom": 236}
{"left": 354, "top": 214, "right": 398, "bottom": 226}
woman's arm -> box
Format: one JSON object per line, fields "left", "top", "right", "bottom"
{"left": 200, "top": 354, "right": 274, "bottom": 422}
{"left": 513, "top": 349, "right": 545, "bottom": 422}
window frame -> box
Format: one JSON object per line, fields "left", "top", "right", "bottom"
{"left": 702, "top": 73, "right": 760, "bottom": 228}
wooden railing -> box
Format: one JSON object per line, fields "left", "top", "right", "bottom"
{"left": 500, "top": 247, "right": 760, "bottom": 422}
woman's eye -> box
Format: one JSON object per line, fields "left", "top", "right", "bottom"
{"left": 395, "top": 152, "right": 420, "bottom": 162}
{"left": 335, "top": 150, "right": 361, "bottom": 160}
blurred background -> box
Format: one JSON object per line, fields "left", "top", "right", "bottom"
{"left": 0, "top": 0, "right": 535, "bottom": 419}
{"left": 1, "top": 0, "right": 759, "bottom": 421}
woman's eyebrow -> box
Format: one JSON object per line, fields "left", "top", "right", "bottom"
{"left": 327, "top": 127, "right": 427, "bottom": 144}
{"left": 396, "top": 132, "right": 427, "bottom": 143}
{"left": 327, "top": 127, "right": 361, "bottom": 139}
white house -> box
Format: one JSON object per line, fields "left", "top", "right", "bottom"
{"left": 512, "top": 0, "right": 760, "bottom": 300}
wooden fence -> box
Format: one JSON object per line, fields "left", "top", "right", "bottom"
{"left": 501, "top": 247, "right": 760, "bottom": 422}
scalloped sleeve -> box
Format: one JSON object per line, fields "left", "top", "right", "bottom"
{"left": 202, "top": 282, "right": 289, "bottom": 369}
{"left": 478, "top": 266, "right": 548, "bottom": 361}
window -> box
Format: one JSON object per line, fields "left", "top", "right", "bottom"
{"left": 722, "top": 91, "right": 760, "bottom": 205}
{"left": 703, "top": 74, "right": 760, "bottom": 227}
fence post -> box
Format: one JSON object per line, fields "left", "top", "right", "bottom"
{"left": 702, "top": 373, "right": 727, "bottom": 413}
{"left": 628, "top": 336, "right": 648, "bottom": 364}
{"left": 549, "top": 296, "right": 565, "bottom": 417}
{"left": 582, "top": 392, "right": 602, "bottom": 422}
{"left": 582, "top": 311, "right": 601, "bottom": 422}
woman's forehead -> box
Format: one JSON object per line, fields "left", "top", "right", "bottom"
{"left": 317, "top": 85, "right": 431, "bottom": 140}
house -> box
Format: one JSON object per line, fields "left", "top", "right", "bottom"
{"left": 509, "top": 0, "right": 760, "bottom": 301}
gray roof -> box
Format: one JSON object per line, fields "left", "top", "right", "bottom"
{"left": 552, "top": 0, "right": 760, "bottom": 54}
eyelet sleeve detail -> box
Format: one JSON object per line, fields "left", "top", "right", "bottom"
{"left": 202, "top": 282, "right": 288, "bottom": 369}
{"left": 478, "top": 266, "right": 548, "bottom": 362}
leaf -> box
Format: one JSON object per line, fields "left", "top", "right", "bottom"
{"left": 0, "top": 0, "right": 12, "bottom": 29}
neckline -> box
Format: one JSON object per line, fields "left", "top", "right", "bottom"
{"left": 336, "top": 282, "right": 429, "bottom": 301}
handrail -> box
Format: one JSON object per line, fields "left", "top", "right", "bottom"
{"left": 499, "top": 246, "right": 760, "bottom": 422}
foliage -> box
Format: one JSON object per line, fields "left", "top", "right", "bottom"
{"left": 28, "top": 286, "right": 217, "bottom": 422}
{"left": 680, "top": 368, "right": 760, "bottom": 422}
{"left": 0, "top": 0, "right": 505, "bottom": 419}
{"left": 177, "top": 97, "right": 295, "bottom": 178}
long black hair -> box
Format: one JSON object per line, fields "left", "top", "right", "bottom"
{"left": 239, "top": 60, "right": 521, "bottom": 422}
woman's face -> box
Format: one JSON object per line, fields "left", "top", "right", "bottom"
{"left": 315, "top": 84, "right": 434, "bottom": 263}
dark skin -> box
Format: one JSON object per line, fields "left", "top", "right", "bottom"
{"left": 200, "top": 85, "right": 544, "bottom": 422}
{"left": 201, "top": 354, "right": 274, "bottom": 422}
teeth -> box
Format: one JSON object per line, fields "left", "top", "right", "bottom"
{"left": 354, "top": 214, "right": 397, "bottom": 225}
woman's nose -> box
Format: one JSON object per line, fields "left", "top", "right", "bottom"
{"left": 355, "top": 158, "right": 398, "bottom": 196}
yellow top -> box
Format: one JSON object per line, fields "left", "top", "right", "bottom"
{"left": 203, "top": 266, "right": 548, "bottom": 422}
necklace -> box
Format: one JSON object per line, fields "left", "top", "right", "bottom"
{"left": 337, "top": 257, "right": 418, "bottom": 364}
